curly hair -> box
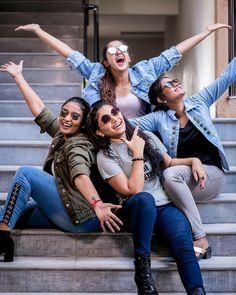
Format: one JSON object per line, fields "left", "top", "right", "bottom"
{"left": 86, "top": 101, "right": 163, "bottom": 178}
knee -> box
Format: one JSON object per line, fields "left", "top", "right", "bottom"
{"left": 16, "top": 166, "right": 32, "bottom": 176}
{"left": 132, "top": 192, "right": 156, "bottom": 211}
{"left": 162, "top": 167, "right": 178, "bottom": 183}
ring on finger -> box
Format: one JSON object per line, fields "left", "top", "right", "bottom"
{"left": 200, "top": 175, "right": 205, "bottom": 180}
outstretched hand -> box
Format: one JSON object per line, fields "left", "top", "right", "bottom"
{"left": 206, "top": 23, "right": 232, "bottom": 32}
{"left": 191, "top": 158, "right": 207, "bottom": 189}
{"left": 15, "top": 24, "right": 40, "bottom": 33}
{"left": 0, "top": 60, "right": 23, "bottom": 78}
{"left": 94, "top": 202, "right": 123, "bottom": 233}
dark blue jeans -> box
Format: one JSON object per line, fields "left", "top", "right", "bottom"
{"left": 121, "top": 192, "right": 204, "bottom": 293}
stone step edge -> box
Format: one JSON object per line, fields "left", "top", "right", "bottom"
{"left": 0, "top": 140, "right": 51, "bottom": 146}
{"left": 0, "top": 256, "right": 236, "bottom": 271}
{"left": 5, "top": 222, "right": 236, "bottom": 236}
{"left": 0, "top": 82, "right": 81, "bottom": 86}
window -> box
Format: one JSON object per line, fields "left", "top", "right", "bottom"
{"left": 229, "top": 0, "right": 236, "bottom": 97}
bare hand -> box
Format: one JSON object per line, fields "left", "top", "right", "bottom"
{"left": 0, "top": 60, "right": 23, "bottom": 79}
{"left": 206, "top": 23, "right": 232, "bottom": 32}
{"left": 121, "top": 125, "right": 145, "bottom": 157}
{"left": 191, "top": 158, "right": 207, "bottom": 189}
{"left": 15, "top": 24, "right": 40, "bottom": 33}
{"left": 94, "top": 202, "right": 123, "bottom": 233}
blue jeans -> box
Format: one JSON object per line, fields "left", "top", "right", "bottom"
{"left": 121, "top": 192, "right": 204, "bottom": 293}
{"left": 0, "top": 166, "right": 101, "bottom": 232}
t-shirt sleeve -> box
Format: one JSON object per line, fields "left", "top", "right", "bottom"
{"left": 97, "top": 151, "right": 124, "bottom": 180}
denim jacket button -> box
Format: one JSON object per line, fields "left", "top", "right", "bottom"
{"left": 66, "top": 203, "right": 70, "bottom": 207}
{"left": 75, "top": 220, "right": 79, "bottom": 224}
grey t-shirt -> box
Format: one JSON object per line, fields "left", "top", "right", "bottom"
{"left": 97, "top": 131, "right": 170, "bottom": 206}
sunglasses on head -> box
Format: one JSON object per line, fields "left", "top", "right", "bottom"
{"left": 100, "top": 107, "right": 120, "bottom": 125}
{"left": 59, "top": 108, "right": 81, "bottom": 121}
{"left": 107, "top": 44, "right": 128, "bottom": 55}
{"left": 161, "top": 79, "right": 181, "bottom": 90}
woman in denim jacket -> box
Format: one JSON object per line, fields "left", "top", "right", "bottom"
{"left": 0, "top": 61, "right": 122, "bottom": 262}
{"left": 131, "top": 57, "right": 236, "bottom": 259}
{"left": 15, "top": 23, "right": 230, "bottom": 118}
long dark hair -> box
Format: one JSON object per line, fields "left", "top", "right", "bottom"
{"left": 100, "top": 40, "right": 133, "bottom": 106}
{"left": 86, "top": 101, "right": 163, "bottom": 177}
{"left": 61, "top": 96, "right": 91, "bottom": 131}
{"left": 148, "top": 75, "right": 170, "bottom": 112}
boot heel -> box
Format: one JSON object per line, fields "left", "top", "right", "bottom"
{"left": 4, "top": 243, "right": 14, "bottom": 262}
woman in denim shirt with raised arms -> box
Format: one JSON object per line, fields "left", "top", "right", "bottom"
{"left": 0, "top": 61, "right": 122, "bottom": 262}
{"left": 15, "top": 23, "right": 230, "bottom": 118}
{"left": 131, "top": 57, "right": 236, "bottom": 259}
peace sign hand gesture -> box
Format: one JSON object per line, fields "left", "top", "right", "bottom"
{"left": 121, "top": 125, "right": 145, "bottom": 158}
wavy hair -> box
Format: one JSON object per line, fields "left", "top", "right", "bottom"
{"left": 86, "top": 101, "right": 163, "bottom": 178}
{"left": 100, "top": 40, "right": 133, "bottom": 106}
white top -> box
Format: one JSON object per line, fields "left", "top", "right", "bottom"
{"left": 116, "top": 93, "right": 146, "bottom": 119}
{"left": 97, "top": 131, "right": 170, "bottom": 206}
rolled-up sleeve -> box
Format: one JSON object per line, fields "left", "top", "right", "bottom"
{"left": 150, "top": 46, "right": 182, "bottom": 75}
{"left": 34, "top": 107, "right": 58, "bottom": 137}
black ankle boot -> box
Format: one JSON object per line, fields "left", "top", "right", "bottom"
{"left": 134, "top": 255, "right": 158, "bottom": 295}
{"left": 0, "top": 230, "right": 14, "bottom": 262}
{"left": 189, "top": 287, "right": 206, "bottom": 295}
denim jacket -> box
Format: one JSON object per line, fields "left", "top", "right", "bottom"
{"left": 132, "top": 57, "right": 236, "bottom": 171}
{"left": 66, "top": 46, "right": 182, "bottom": 110}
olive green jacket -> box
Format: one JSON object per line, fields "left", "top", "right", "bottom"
{"left": 35, "top": 107, "right": 97, "bottom": 224}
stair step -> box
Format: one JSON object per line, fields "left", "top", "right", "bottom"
{"left": 0, "top": 100, "right": 63, "bottom": 117}
{"left": 0, "top": 24, "right": 83, "bottom": 38}
{"left": 0, "top": 83, "right": 83, "bottom": 100}
{"left": 0, "top": 1, "right": 83, "bottom": 12}
{"left": 0, "top": 37, "right": 83, "bottom": 52}
{"left": 0, "top": 224, "right": 232, "bottom": 257}
{"left": 0, "top": 52, "right": 67, "bottom": 68}
{"left": 0, "top": 140, "right": 50, "bottom": 165}
{"left": 213, "top": 118, "right": 236, "bottom": 141}
{"left": 0, "top": 294, "right": 234, "bottom": 295}
{"left": 0, "top": 12, "right": 83, "bottom": 25}
{"left": 0, "top": 118, "right": 51, "bottom": 140}
{"left": 0, "top": 256, "right": 235, "bottom": 292}
{"left": 0, "top": 68, "right": 82, "bottom": 83}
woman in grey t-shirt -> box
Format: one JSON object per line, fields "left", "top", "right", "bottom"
{"left": 87, "top": 101, "right": 206, "bottom": 295}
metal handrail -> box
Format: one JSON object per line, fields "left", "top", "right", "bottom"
{"left": 83, "top": 1, "right": 99, "bottom": 62}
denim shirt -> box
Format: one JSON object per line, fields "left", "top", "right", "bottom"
{"left": 132, "top": 57, "right": 236, "bottom": 171}
{"left": 66, "top": 46, "right": 182, "bottom": 110}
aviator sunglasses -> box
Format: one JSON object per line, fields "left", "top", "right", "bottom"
{"left": 161, "top": 79, "right": 181, "bottom": 91}
{"left": 107, "top": 44, "right": 128, "bottom": 55}
{"left": 100, "top": 107, "right": 120, "bottom": 125}
{"left": 59, "top": 108, "right": 81, "bottom": 121}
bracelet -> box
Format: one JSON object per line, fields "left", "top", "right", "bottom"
{"left": 90, "top": 199, "right": 102, "bottom": 208}
{"left": 132, "top": 157, "right": 144, "bottom": 162}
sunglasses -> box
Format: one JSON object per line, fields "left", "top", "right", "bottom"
{"left": 100, "top": 107, "right": 120, "bottom": 125}
{"left": 59, "top": 108, "right": 81, "bottom": 121}
{"left": 107, "top": 44, "right": 128, "bottom": 55}
{"left": 161, "top": 79, "right": 181, "bottom": 90}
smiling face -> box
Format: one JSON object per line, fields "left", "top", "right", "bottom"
{"left": 158, "top": 77, "right": 185, "bottom": 106}
{"left": 95, "top": 104, "right": 126, "bottom": 141}
{"left": 103, "top": 40, "right": 131, "bottom": 73}
{"left": 59, "top": 101, "right": 84, "bottom": 138}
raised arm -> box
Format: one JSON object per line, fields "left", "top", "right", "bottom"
{"left": 0, "top": 61, "right": 44, "bottom": 117}
{"left": 15, "top": 24, "right": 73, "bottom": 58}
{"left": 176, "top": 23, "right": 231, "bottom": 54}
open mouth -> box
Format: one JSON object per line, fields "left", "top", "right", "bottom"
{"left": 115, "top": 55, "right": 125, "bottom": 64}
{"left": 62, "top": 122, "right": 72, "bottom": 129}
{"left": 113, "top": 121, "right": 122, "bottom": 130}
{"left": 175, "top": 86, "right": 182, "bottom": 92}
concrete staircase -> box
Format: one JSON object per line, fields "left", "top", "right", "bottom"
{"left": 0, "top": 1, "right": 236, "bottom": 294}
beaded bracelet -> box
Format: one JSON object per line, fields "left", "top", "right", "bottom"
{"left": 90, "top": 199, "right": 102, "bottom": 208}
{"left": 132, "top": 157, "right": 144, "bottom": 162}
